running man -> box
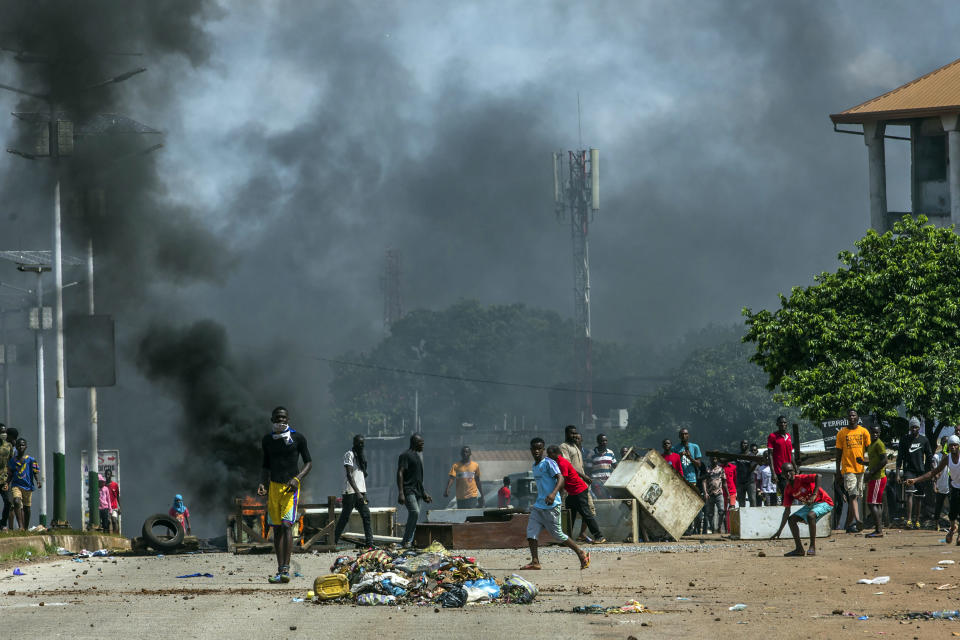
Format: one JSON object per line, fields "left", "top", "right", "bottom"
{"left": 257, "top": 406, "right": 312, "bottom": 584}
{"left": 521, "top": 438, "right": 589, "bottom": 570}
{"left": 770, "top": 463, "right": 834, "bottom": 556}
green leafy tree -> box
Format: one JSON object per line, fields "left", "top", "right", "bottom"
{"left": 744, "top": 215, "right": 960, "bottom": 436}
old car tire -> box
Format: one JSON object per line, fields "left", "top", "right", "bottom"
{"left": 142, "top": 513, "right": 185, "bottom": 551}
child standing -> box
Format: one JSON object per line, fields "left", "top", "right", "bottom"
{"left": 756, "top": 461, "right": 777, "bottom": 505}
{"left": 98, "top": 475, "right": 111, "bottom": 532}
{"left": 497, "top": 476, "right": 512, "bottom": 508}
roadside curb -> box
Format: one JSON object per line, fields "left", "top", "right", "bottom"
{"left": 0, "top": 533, "right": 131, "bottom": 556}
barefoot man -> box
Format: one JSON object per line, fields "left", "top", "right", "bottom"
{"left": 770, "top": 463, "right": 834, "bottom": 556}
{"left": 521, "top": 438, "right": 590, "bottom": 571}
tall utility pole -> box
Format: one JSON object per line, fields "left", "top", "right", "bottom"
{"left": 381, "top": 248, "right": 403, "bottom": 334}
{"left": 553, "top": 148, "right": 600, "bottom": 429}
{"left": 2, "top": 49, "right": 151, "bottom": 528}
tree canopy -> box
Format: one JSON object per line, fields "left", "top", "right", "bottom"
{"left": 743, "top": 215, "right": 960, "bottom": 426}
{"left": 329, "top": 300, "right": 651, "bottom": 433}
{"left": 623, "top": 325, "right": 803, "bottom": 451}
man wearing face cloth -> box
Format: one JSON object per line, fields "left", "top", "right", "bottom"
{"left": 334, "top": 435, "right": 373, "bottom": 548}
{"left": 0, "top": 425, "right": 12, "bottom": 530}
{"left": 257, "top": 406, "right": 312, "bottom": 584}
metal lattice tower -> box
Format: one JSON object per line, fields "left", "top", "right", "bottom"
{"left": 381, "top": 248, "right": 403, "bottom": 334}
{"left": 554, "top": 149, "right": 599, "bottom": 429}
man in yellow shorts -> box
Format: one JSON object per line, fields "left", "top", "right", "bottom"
{"left": 257, "top": 407, "right": 312, "bottom": 584}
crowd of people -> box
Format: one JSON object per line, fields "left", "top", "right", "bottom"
{"left": 252, "top": 403, "right": 960, "bottom": 581}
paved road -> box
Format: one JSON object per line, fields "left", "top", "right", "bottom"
{"left": 2, "top": 533, "right": 958, "bottom": 639}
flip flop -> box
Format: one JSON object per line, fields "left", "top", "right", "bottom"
{"left": 783, "top": 549, "right": 805, "bottom": 557}
{"left": 806, "top": 549, "right": 817, "bottom": 556}
{"left": 580, "top": 552, "right": 591, "bottom": 570}
{"left": 519, "top": 563, "right": 541, "bottom": 570}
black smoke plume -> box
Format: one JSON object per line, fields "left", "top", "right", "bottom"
{"left": 136, "top": 320, "right": 263, "bottom": 510}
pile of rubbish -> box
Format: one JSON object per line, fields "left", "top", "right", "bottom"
{"left": 305, "top": 542, "right": 537, "bottom": 608}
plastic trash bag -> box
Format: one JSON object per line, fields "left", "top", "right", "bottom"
{"left": 356, "top": 593, "right": 396, "bottom": 606}
{"left": 502, "top": 574, "right": 538, "bottom": 604}
{"left": 392, "top": 552, "right": 449, "bottom": 575}
{"left": 422, "top": 541, "right": 450, "bottom": 556}
{"left": 463, "top": 577, "right": 500, "bottom": 599}
{"left": 438, "top": 585, "right": 468, "bottom": 608}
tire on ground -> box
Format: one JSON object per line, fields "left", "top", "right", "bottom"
{"left": 141, "top": 513, "right": 185, "bottom": 551}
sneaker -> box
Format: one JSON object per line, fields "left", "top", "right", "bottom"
{"left": 706, "top": 529, "right": 713, "bottom": 534}
{"left": 915, "top": 521, "right": 923, "bottom": 530}
{"left": 906, "top": 520, "right": 914, "bottom": 529}
{"left": 280, "top": 572, "right": 291, "bottom": 583}
{"left": 592, "top": 537, "right": 607, "bottom": 544}
{"left": 268, "top": 573, "right": 284, "bottom": 584}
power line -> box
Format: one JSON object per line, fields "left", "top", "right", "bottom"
{"left": 312, "top": 354, "right": 670, "bottom": 399}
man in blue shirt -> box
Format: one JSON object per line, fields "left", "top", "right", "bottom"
{"left": 521, "top": 437, "right": 589, "bottom": 571}
{"left": 672, "top": 428, "right": 704, "bottom": 535}
{"left": 8, "top": 438, "right": 40, "bottom": 530}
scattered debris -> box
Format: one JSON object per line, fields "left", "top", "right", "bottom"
{"left": 728, "top": 604, "right": 747, "bottom": 611}
{"left": 937, "top": 584, "right": 958, "bottom": 590}
{"left": 573, "top": 600, "right": 660, "bottom": 614}
{"left": 176, "top": 573, "right": 214, "bottom": 579}
{"left": 857, "top": 576, "right": 890, "bottom": 585}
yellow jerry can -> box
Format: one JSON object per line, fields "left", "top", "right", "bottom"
{"left": 314, "top": 573, "right": 350, "bottom": 600}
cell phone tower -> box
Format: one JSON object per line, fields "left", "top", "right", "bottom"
{"left": 553, "top": 148, "right": 599, "bottom": 429}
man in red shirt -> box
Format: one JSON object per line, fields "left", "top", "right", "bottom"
{"left": 723, "top": 461, "right": 738, "bottom": 532}
{"left": 661, "top": 439, "right": 683, "bottom": 476}
{"left": 547, "top": 445, "right": 606, "bottom": 543}
{"left": 770, "top": 463, "right": 834, "bottom": 557}
{"left": 767, "top": 416, "right": 794, "bottom": 495}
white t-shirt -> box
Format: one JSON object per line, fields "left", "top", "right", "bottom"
{"left": 342, "top": 449, "right": 366, "bottom": 495}
{"left": 756, "top": 465, "right": 776, "bottom": 494}
{"left": 934, "top": 452, "right": 951, "bottom": 494}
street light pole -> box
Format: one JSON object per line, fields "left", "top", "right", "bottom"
{"left": 86, "top": 238, "right": 99, "bottom": 531}
{"left": 52, "top": 179, "right": 67, "bottom": 527}
{"left": 22, "top": 267, "right": 49, "bottom": 526}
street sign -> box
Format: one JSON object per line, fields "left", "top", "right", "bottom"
{"left": 65, "top": 314, "right": 116, "bottom": 387}
{"left": 28, "top": 307, "right": 52, "bottom": 330}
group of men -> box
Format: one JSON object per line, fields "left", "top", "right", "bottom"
{"left": 255, "top": 403, "right": 957, "bottom": 581}
{"left": 0, "top": 423, "right": 41, "bottom": 531}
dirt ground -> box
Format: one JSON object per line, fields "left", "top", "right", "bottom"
{"left": 2, "top": 528, "right": 960, "bottom": 639}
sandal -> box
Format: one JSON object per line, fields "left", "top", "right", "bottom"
{"left": 520, "top": 562, "right": 541, "bottom": 570}
{"left": 806, "top": 549, "right": 816, "bottom": 556}
{"left": 783, "top": 549, "right": 805, "bottom": 557}
{"left": 579, "top": 552, "right": 590, "bottom": 570}
{"left": 864, "top": 531, "right": 884, "bottom": 538}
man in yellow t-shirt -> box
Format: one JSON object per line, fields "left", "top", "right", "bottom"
{"left": 835, "top": 409, "right": 871, "bottom": 533}
{"left": 444, "top": 446, "right": 484, "bottom": 508}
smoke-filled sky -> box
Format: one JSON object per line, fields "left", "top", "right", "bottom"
{"left": 0, "top": 1, "right": 955, "bottom": 533}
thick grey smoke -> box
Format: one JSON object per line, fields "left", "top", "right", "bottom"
{"left": 0, "top": 1, "right": 959, "bottom": 533}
